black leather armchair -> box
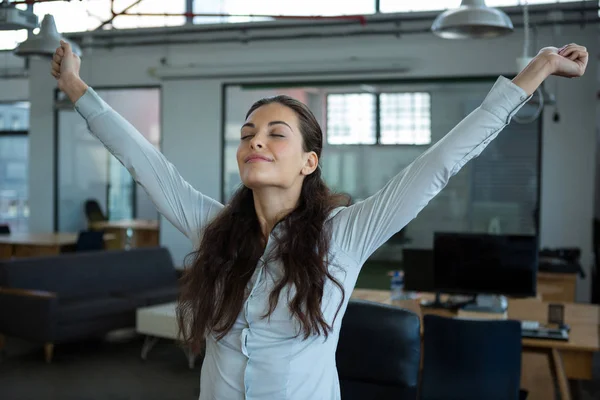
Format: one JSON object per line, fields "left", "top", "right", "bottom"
{"left": 419, "top": 315, "right": 526, "bottom": 400}
{"left": 336, "top": 299, "right": 421, "bottom": 400}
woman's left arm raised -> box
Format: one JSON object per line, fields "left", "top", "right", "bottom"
{"left": 332, "top": 44, "right": 588, "bottom": 266}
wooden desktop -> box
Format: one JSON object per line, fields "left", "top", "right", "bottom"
{"left": 0, "top": 232, "right": 116, "bottom": 260}
{"left": 89, "top": 219, "right": 159, "bottom": 249}
{"left": 351, "top": 288, "right": 599, "bottom": 400}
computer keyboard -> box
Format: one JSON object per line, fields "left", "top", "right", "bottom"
{"left": 521, "top": 326, "right": 569, "bottom": 341}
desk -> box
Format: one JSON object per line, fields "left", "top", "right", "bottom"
{"left": 351, "top": 289, "right": 600, "bottom": 400}
{"left": 89, "top": 220, "right": 159, "bottom": 249}
{"left": 0, "top": 233, "right": 115, "bottom": 260}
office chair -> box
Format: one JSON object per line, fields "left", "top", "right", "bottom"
{"left": 75, "top": 230, "right": 105, "bottom": 252}
{"left": 0, "top": 224, "right": 10, "bottom": 234}
{"left": 419, "top": 315, "right": 527, "bottom": 400}
{"left": 336, "top": 299, "right": 421, "bottom": 400}
{"left": 84, "top": 199, "right": 107, "bottom": 224}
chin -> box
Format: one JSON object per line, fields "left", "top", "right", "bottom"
{"left": 241, "top": 172, "right": 277, "bottom": 189}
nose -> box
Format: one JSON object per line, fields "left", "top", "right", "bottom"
{"left": 249, "top": 134, "right": 264, "bottom": 149}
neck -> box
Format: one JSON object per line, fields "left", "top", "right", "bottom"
{"left": 252, "top": 185, "right": 302, "bottom": 240}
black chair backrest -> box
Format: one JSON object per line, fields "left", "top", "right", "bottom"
{"left": 76, "top": 230, "right": 105, "bottom": 252}
{"left": 336, "top": 299, "right": 421, "bottom": 400}
{"left": 84, "top": 199, "right": 107, "bottom": 223}
{"left": 0, "top": 224, "right": 10, "bottom": 234}
{"left": 420, "top": 315, "right": 522, "bottom": 400}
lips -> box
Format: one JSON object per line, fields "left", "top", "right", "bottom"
{"left": 245, "top": 154, "right": 273, "bottom": 163}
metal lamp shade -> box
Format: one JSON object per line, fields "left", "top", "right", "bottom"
{"left": 431, "top": 0, "right": 514, "bottom": 39}
{"left": 15, "top": 14, "right": 81, "bottom": 57}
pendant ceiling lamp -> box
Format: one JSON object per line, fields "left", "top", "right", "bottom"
{"left": 431, "top": 0, "right": 514, "bottom": 39}
{"left": 15, "top": 14, "right": 81, "bottom": 57}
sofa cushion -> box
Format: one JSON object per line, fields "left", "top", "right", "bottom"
{"left": 113, "top": 285, "right": 179, "bottom": 306}
{"left": 103, "top": 247, "right": 178, "bottom": 293}
{"left": 57, "top": 296, "right": 141, "bottom": 323}
{"left": 0, "top": 254, "right": 107, "bottom": 299}
{"left": 0, "top": 247, "right": 177, "bottom": 300}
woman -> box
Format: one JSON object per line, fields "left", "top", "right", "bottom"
{"left": 51, "top": 41, "right": 587, "bottom": 399}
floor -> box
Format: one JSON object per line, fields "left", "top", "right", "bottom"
{"left": 0, "top": 334, "right": 599, "bottom": 400}
{"left": 0, "top": 334, "right": 202, "bottom": 400}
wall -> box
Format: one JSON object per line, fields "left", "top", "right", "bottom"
{"left": 0, "top": 22, "right": 596, "bottom": 300}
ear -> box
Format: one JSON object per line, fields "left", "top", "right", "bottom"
{"left": 301, "top": 151, "right": 319, "bottom": 176}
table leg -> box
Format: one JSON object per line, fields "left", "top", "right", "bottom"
{"left": 550, "top": 348, "right": 572, "bottom": 400}
{"left": 141, "top": 336, "right": 159, "bottom": 360}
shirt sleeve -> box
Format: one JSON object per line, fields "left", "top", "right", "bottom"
{"left": 331, "top": 76, "right": 533, "bottom": 266}
{"left": 74, "top": 87, "right": 224, "bottom": 246}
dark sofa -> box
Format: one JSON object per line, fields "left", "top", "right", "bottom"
{"left": 0, "top": 246, "right": 179, "bottom": 362}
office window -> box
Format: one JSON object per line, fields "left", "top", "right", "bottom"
{"left": 0, "top": 135, "right": 29, "bottom": 233}
{"left": 326, "top": 93, "right": 376, "bottom": 145}
{"left": 57, "top": 88, "right": 160, "bottom": 233}
{"left": 380, "top": 92, "right": 431, "bottom": 145}
{"left": 195, "top": 0, "right": 375, "bottom": 23}
{"left": 325, "top": 92, "right": 430, "bottom": 145}
{"left": 0, "top": 102, "right": 30, "bottom": 233}
{"left": 380, "top": 0, "right": 585, "bottom": 13}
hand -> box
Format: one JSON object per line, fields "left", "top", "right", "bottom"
{"left": 50, "top": 40, "right": 87, "bottom": 103}
{"left": 50, "top": 40, "right": 81, "bottom": 89}
{"left": 537, "top": 43, "right": 588, "bottom": 78}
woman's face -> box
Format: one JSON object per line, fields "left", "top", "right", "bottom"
{"left": 237, "top": 103, "right": 317, "bottom": 191}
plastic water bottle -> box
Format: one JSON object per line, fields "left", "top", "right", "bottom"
{"left": 390, "top": 270, "right": 405, "bottom": 301}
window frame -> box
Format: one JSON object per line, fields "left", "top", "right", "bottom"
{"left": 325, "top": 90, "right": 432, "bottom": 147}
{"left": 325, "top": 91, "right": 378, "bottom": 146}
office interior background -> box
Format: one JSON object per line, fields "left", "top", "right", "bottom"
{"left": 0, "top": 0, "right": 598, "bottom": 399}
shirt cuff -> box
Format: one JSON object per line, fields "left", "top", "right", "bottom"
{"left": 480, "top": 76, "right": 533, "bottom": 124}
{"left": 74, "top": 87, "right": 109, "bottom": 120}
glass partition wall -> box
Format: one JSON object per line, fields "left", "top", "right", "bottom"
{"left": 223, "top": 79, "right": 541, "bottom": 259}
{"left": 56, "top": 88, "right": 160, "bottom": 233}
{"left": 0, "top": 102, "right": 30, "bottom": 233}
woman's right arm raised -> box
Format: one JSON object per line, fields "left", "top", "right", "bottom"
{"left": 51, "top": 41, "right": 224, "bottom": 245}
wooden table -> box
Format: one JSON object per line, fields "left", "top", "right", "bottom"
{"left": 351, "top": 289, "right": 600, "bottom": 400}
{"left": 89, "top": 220, "right": 159, "bottom": 249}
{"left": 0, "top": 232, "right": 116, "bottom": 260}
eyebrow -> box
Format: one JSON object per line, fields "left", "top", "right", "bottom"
{"left": 241, "top": 121, "right": 293, "bottom": 131}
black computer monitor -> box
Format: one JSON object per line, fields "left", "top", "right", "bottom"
{"left": 433, "top": 232, "right": 538, "bottom": 298}
{"left": 402, "top": 248, "right": 434, "bottom": 292}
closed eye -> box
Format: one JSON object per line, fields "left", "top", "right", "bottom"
{"left": 270, "top": 134, "right": 285, "bottom": 138}
{"left": 241, "top": 135, "right": 253, "bottom": 140}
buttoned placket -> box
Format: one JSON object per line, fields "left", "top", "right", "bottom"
{"left": 242, "top": 232, "right": 274, "bottom": 396}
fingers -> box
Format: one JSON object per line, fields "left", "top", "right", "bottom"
{"left": 60, "top": 39, "right": 72, "bottom": 56}
{"left": 559, "top": 43, "right": 587, "bottom": 58}
{"left": 569, "top": 51, "right": 583, "bottom": 61}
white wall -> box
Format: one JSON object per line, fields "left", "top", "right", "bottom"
{"left": 0, "top": 23, "right": 596, "bottom": 299}
{"left": 161, "top": 80, "right": 222, "bottom": 267}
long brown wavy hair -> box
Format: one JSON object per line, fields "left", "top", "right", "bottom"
{"left": 176, "top": 95, "right": 351, "bottom": 352}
